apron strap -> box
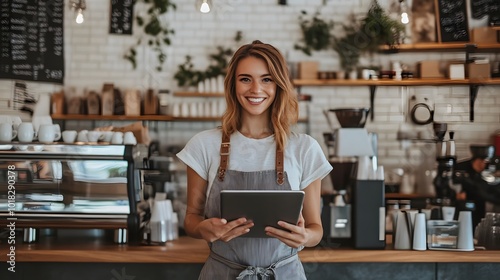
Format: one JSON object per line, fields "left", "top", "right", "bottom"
{"left": 218, "top": 133, "right": 231, "bottom": 181}
{"left": 218, "top": 132, "right": 284, "bottom": 184}
{"left": 276, "top": 149, "right": 284, "bottom": 185}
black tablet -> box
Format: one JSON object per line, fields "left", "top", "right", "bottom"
{"left": 220, "top": 190, "right": 305, "bottom": 238}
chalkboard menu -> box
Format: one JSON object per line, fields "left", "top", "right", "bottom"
{"left": 0, "top": 0, "right": 64, "bottom": 84}
{"left": 471, "top": 0, "right": 500, "bottom": 25}
{"left": 435, "top": 0, "right": 470, "bottom": 43}
{"left": 110, "top": 0, "right": 134, "bottom": 35}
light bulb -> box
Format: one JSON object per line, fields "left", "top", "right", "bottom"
{"left": 200, "top": 1, "right": 210, "bottom": 13}
{"left": 76, "top": 9, "right": 84, "bottom": 24}
{"left": 401, "top": 12, "right": 409, "bottom": 24}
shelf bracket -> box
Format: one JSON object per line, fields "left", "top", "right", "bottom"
{"left": 469, "top": 85, "right": 479, "bottom": 122}
{"left": 369, "top": 85, "right": 377, "bottom": 121}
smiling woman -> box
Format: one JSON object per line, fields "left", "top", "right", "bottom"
{"left": 176, "top": 40, "right": 332, "bottom": 279}
{"left": 234, "top": 56, "right": 276, "bottom": 136}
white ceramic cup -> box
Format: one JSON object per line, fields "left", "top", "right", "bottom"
{"left": 123, "top": 131, "right": 137, "bottom": 145}
{"left": 77, "top": 130, "right": 88, "bottom": 143}
{"left": 62, "top": 130, "right": 78, "bottom": 143}
{"left": 38, "top": 124, "right": 60, "bottom": 143}
{"left": 412, "top": 213, "right": 427, "bottom": 251}
{"left": 457, "top": 211, "right": 474, "bottom": 250}
{"left": 52, "top": 124, "right": 61, "bottom": 141}
{"left": 442, "top": 206, "right": 456, "bottom": 221}
{"left": 87, "top": 131, "right": 102, "bottom": 143}
{"left": 101, "top": 131, "right": 114, "bottom": 143}
{"left": 0, "top": 123, "right": 17, "bottom": 142}
{"left": 17, "top": 122, "right": 35, "bottom": 143}
{"left": 111, "top": 132, "right": 123, "bottom": 144}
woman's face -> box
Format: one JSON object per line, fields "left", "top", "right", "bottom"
{"left": 235, "top": 56, "right": 277, "bottom": 118}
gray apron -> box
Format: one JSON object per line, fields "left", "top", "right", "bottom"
{"left": 198, "top": 134, "right": 306, "bottom": 280}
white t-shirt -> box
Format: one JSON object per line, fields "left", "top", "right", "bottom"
{"left": 177, "top": 128, "right": 332, "bottom": 195}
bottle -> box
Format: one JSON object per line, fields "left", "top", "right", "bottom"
{"left": 386, "top": 199, "right": 399, "bottom": 232}
{"left": 447, "top": 131, "right": 456, "bottom": 157}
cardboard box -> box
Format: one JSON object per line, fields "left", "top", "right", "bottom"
{"left": 418, "top": 61, "right": 444, "bottom": 78}
{"left": 470, "top": 27, "right": 499, "bottom": 44}
{"left": 467, "top": 63, "right": 491, "bottom": 80}
{"left": 297, "top": 61, "right": 319, "bottom": 79}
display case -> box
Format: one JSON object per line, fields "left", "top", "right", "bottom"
{"left": 0, "top": 143, "right": 148, "bottom": 244}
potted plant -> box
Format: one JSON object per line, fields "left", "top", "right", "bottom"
{"left": 173, "top": 31, "right": 243, "bottom": 90}
{"left": 173, "top": 56, "right": 204, "bottom": 89}
{"left": 332, "top": 14, "right": 362, "bottom": 79}
{"left": 358, "top": 0, "right": 405, "bottom": 55}
{"left": 294, "top": 10, "right": 334, "bottom": 56}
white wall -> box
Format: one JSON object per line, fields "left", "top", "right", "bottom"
{"left": 1, "top": 0, "right": 499, "bottom": 191}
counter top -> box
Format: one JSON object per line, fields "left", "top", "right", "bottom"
{"left": 1, "top": 236, "right": 499, "bottom": 263}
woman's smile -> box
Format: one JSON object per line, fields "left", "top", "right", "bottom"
{"left": 235, "top": 56, "right": 276, "bottom": 117}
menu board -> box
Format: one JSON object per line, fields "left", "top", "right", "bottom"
{"left": 470, "top": 0, "right": 500, "bottom": 19}
{"left": 435, "top": 0, "right": 470, "bottom": 42}
{"left": 109, "top": 0, "right": 134, "bottom": 35}
{"left": 0, "top": 0, "right": 64, "bottom": 84}
{"left": 471, "top": 0, "right": 500, "bottom": 25}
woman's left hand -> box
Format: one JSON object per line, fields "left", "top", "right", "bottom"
{"left": 264, "top": 213, "right": 307, "bottom": 248}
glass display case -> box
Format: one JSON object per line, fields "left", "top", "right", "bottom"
{"left": 0, "top": 143, "right": 148, "bottom": 244}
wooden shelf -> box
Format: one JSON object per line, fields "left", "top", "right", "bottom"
{"left": 51, "top": 114, "right": 175, "bottom": 121}
{"left": 51, "top": 114, "right": 221, "bottom": 122}
{"left": 293, "top": 78, "right": 500, "bottom": 87}
{"left": 174, "top": 92, "right": 224, "bottom": 97}
{"left": 380, "top": 42, "right": 500, "bottom": 52}
{"left": 293, "top": 78, "right": 500, "bottom": 122}
{"left": 51, "top": 114, "right": 307, "bottom": 123}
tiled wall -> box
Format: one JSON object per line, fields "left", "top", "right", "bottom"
{"left": 1, "top": 0, "right": 499, "bottom": 191}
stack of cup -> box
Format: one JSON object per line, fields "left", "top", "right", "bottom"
{"left": 149, "top": 199, "right": 178, "bottom": 243}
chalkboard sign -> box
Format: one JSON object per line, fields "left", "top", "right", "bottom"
{"left": 110, "top": 0, "right": 134, "bottom": 35}
{"left": 471, "top": 0, "right": 500, "bottom": 25}
{"left": 0, "top": 0, "right": 64, "bottom": 84}
{"left": 470, "top": 0, "right": 500, "bottom": 21}
{"left": 435, "top": 0, "right": 470, "bottom": 43}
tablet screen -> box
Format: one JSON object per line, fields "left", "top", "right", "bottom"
{"left": 220, "top": 190, "right": 305, "bottom": 238}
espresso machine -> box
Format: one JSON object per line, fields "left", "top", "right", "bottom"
{"left": 321, "top": 108, "right": 385, "bottom": 248}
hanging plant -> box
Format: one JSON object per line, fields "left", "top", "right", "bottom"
{"left": 294, "top": 10, "right": 334, "bottom": 56}
{"left": 123, "top": 0, "right": 176, "bottom": 71}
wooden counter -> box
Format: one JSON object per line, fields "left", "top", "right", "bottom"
{"left": 1, "top": 235, "right": 499, "bottom": 264}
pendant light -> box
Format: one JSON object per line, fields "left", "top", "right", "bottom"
{"left": 399, "top": 0, "right": 409, "bottom": 24}
{"left": 196, "top": 0, "right": 212, "bottom": 14}
{"left": 69, "top": 0, "right": 86, "bottom": 24}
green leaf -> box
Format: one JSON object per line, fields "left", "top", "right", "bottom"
{"left": 136, "top": 16, "right": 144, "bottom": 26}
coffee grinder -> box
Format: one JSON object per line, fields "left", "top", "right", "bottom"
{"left": 432, "top": 122, "right": 457, "bottom": 205}
{"left": 321, "top": 108, "right": 382, "bottom": 247}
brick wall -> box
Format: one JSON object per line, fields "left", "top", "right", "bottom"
{"left": 1, "top": 0, "right": 499, "bottom": 192}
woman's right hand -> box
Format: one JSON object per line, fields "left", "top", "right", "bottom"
{"left": 198, "top": 217, "right": 254, "bottom": 242}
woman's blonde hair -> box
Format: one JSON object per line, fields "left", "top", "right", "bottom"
{"left": 221, "top": 40, "right": 298, "bottom": 151}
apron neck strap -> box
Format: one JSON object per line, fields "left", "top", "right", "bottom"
{"left": 217, "top": 133, "right": 230, "bottom": 182}
{"left": 217, "top": 132, "right": 285, "bottom": 185}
